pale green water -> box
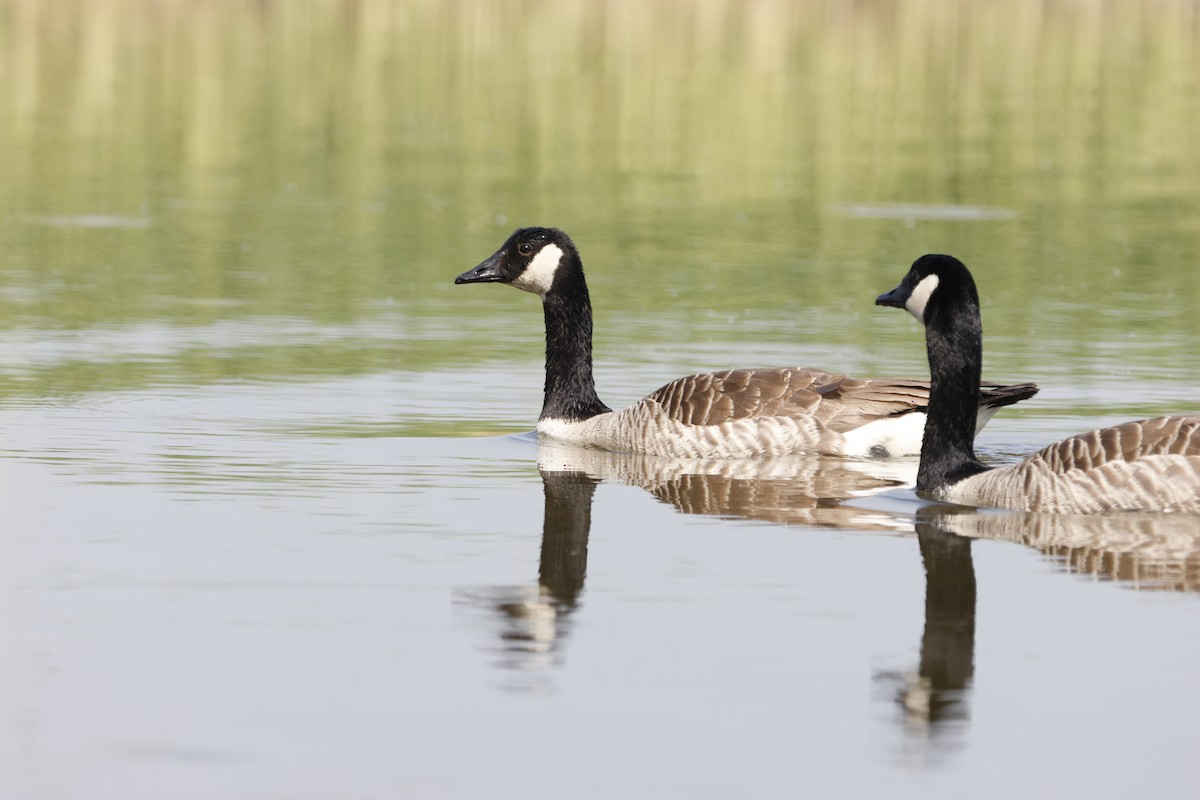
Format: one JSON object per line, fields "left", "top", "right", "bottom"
{"left": 1, "top": 2, "right": 1199, "bottom": 798}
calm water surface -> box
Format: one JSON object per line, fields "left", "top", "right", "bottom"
{"left": 2, "top": 2, "right": 1200, "bottom": 798}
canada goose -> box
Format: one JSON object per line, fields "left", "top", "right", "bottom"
{"left": 456, "top": 227, "right": 1038, "bottom": 459}
{"left": 876, "top": 254, "right": 1200, "bottom": 513}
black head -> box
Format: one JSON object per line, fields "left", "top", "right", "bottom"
{"left": 455, "top": 227, "right": 580, "bottom": 297}
{"left": 875, "top": 254, "right": 979, "bottom": 326}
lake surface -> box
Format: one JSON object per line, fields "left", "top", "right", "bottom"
{"left": 2, "top": 2, "right": 1199, "bottom": 798}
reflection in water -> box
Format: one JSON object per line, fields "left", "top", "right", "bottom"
{"left": 462, "top": 442, "right": 1200, "bottom": 702}
{"left": 938, "top": 509, "right": 1200, "bottom": 593}
{"left": 454, "top": 469, "right": 597, "bottom": 692}
{"left": 879, "top": 507, "right": 978, "bottom": 759}
{"left": 883, "top": 501, "right": 1200, "bottom": 763}
{"left": 910, "top": 511, "right": 977, "bottom": 726}
{"left": 459, "top": 442, "right": 916, "bottom": 690}
{"left": 536, "top": 440, "right": 916, "bottom": 531}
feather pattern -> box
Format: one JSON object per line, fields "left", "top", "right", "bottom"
{"left": 939, "top": 417, "right": 1200, "bottom": 513}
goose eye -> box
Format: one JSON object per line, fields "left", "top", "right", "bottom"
{"left": 518, "top": 242, "right": 534, "bottom": 256}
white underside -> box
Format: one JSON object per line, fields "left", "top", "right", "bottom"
{"left": 838, "top": 413, "right": 928, "bottom": 458}
{"left": 538, "top": 405, "right": 1001, "bottom": 459}
{"left": 839, "top": 405, "right": 1000, "bottom": 458}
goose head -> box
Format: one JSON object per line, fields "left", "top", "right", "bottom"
{"left": 875, "top": 253, "right": 980, "bottom": 326}
{"left": 455, "top": 227, "right": 581, "bottom": 298}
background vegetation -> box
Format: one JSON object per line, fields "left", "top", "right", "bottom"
{"left": 0, "top": 0, "right": 1197, "bottom": 400}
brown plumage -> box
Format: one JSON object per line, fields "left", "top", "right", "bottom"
{"left": 953, "top": 416, "right": 1200, "bottom": 513}
{"left": 1036, "top": 416, "right": 1200, "bottom": 470}
{"left": 643, "top": 367, "right": 1035, "bottom": 435}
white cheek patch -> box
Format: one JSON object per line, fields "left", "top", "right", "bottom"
{"left": 512, "top": 243, "right": 563, "bottom": 296}
{"left": 905, "top": 274, "right": 940, "bottom": 323}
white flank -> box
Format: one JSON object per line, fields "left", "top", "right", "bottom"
{"left": 839, "top": 413, "right": 928, "bottom": 458}
{"left": 840, "top": 407, "right": 1000, "bottom": 458}
{"left": 513, "top": 243, "right": 564, "bottom": 296}
{"left": 905, "top": 274, "right": 940, "bottom": 324}
{"left": 537, "top": 416, "right": 597, "bottom": 444}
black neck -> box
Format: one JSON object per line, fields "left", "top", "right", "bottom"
{"left": 918, "top": 303, "right": 990, "bottom": 492}
{"left": 539, "top": 274, "right": 611, "bottom": 422}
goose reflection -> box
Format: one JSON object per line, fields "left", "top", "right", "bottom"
{"left": 453, "top": 468, "right": 597, "bottom": 691}
{"left": 884, "top": 505, "right": 978, "bottom": 750}
{"left": 536, "top": 440, "right": 917, "bottom": 530}
{"left": 458, "top": 443, "right": 918, "bottom": 689}
{"left": 885, "top": 501, "right": 1200, "bottom": 760}
{"left": 934, "top": 509, "right": 1200, "bottom": 593}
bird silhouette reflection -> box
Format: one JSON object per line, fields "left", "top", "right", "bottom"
{"left": 887, "top": 506, "right": 978, "bottom": 739}
{"left": 884, "top": 501, "right": 1200, "bottom": 759}
{"left": 456, "top": 444, "right": 915, "bottom": 689}
{"left": 454, "top": 468, "right": 598, "bottom": 690}
{"left": 459, "top": 442, "right": 1200, "bottom": 696}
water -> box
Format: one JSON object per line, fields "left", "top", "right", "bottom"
{"left": 2, "top": 2, "right": 1200, "bottom": 797}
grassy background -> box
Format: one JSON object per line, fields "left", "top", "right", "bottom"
{"left": 0, "top": 0, "right": 1197, "bottom": 396}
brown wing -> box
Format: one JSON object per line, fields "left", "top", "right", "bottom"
{"left": 811, "top": 378, "right": 1038, "bottom": 431}
{"left": 643, "top": 368, "right": 933, "bottom": 428}
{"left": 643, "top": 368, "right": 833, "bottom": 425}
{"left": 807, "top": 375, "right": 932, "bottom": 432}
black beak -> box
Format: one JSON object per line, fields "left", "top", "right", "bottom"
{"left": 455, "top": 251, "right": 506, "bottom": 285}
{"left": 875, "top": 284, "right": 907, "bottom": 308}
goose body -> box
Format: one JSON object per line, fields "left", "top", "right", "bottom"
{"left": 877, "top": 254, "right": 1200, "bottom": 513}
{"left": 456, "top": 227, "right": 1038, "bottom": 459}
{"left": 537, "top": 367, "right": 1032, "bottom": 459}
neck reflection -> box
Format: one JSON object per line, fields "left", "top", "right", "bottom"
{"left": 878, "top": 505, "right": 980, "bottom": 760}
{"left": 455, "top": 467, "right": 598, "bottom": 691}
{"left": 907, "top": 507, "right": 977, "bottom": 726}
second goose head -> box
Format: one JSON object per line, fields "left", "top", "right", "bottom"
{"left": 875, "top": 253, "right": 980, "bottom": 329}
{"left": 877, "top": 254, "right": 988, "bottom": 491}
{"left": 455, "top": 227, "right": 582, "bottom": 298}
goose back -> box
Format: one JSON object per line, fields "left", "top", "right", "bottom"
{"left": 943, "top": 416, "right": 1200, "bottom": 513}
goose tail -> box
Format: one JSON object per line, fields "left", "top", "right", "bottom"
{"left": 978, "top": 382, "right": 1039, "bottom": 410}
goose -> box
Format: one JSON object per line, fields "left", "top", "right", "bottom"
{"left": 876, "top": 253, "right": 1200, "bottom": 513}
{"left": 455, "top": 227, "right": 1038, "bottom": 459}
